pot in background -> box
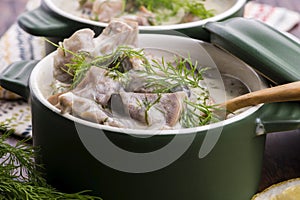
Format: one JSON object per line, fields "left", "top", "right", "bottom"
{"left": 17, "top": 0, "right": 246, "bottom": 41}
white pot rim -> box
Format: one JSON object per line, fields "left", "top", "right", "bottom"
{"left": 30, "top": 33, "right": 262, "bottom": 136}
{"left": 44, "top": 0, "right": 247, "bottom": 31}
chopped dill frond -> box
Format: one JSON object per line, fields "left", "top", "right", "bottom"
{"left": 181, "top": 99, "right": 219, "bottom": 128}
{"left": 141, "top": 54, "right": 208, "bottom": 93}
{"left": 45, "top": 37, "right": 148, "bottom": 88}
{"left": 186, "top": 1, "right": 215, "bottom": 19}
{"left": 137, "top": 94, "right": 162, "bottom": 125}
{"left": 134, "top": 0, "right": 215, "bottom": 24}
{"left": 46, "top": 37, "right": 219, "bottom": 127}
{"left": 0, "top": 127, "right": 102, "bottom": 199}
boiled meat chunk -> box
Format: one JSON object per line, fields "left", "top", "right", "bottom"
{"left": 56, "top": 92, "right": 124, "bottom": 127}
{"left": 72, "top": 66, "right": 121, "bottom": 106}
{"left": 53, "top": 28, "right": 95, "bottom": 83}
{"left": 92, "top": 19, "right": 138, "bottom": 55}
{"left": 118, "top": 92, "right": 187, "bottom": 127}
{"left": 92, "top": 0, "right": 124, "bottom": 23}
{"left": 53, "top": 20, "right": 138, "bottom": 84}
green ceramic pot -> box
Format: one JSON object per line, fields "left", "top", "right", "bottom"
{"left": 17, "top": 0, "right": 246, "bottom": 41}
{"left": 1, "top": 32, "right": 300, "bottom": 200}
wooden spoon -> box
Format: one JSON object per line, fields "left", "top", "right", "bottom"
{"left": 220, "top": 81, "right": 300, "bottom": 114}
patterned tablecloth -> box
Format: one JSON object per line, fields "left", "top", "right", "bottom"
{"left": 0, "top": 0, "right": 299, "bottom": 138}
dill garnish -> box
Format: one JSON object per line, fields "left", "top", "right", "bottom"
{"left": 138, "top": 54, "right": 219, "bottom": 127}
{"left": 0, "top": 128, "right": 101, "bottom": 199}
{"left": 46, "top": 37, "right": 220, "bottom": 128}
{"left": 136, "top": 94, "right": 162, "bottom": 125}
{"left": 187, "top": 1, "right": 215, "bottom": 19}
{"left": 134, "top": 0, "right": 215, "bottom": 24}
{"left": 181, "top": 99, "right": 219, "bottom": 128}
{"left": 141, "top": 55, "right": 207, "bottom": 93}
{"left": 45, "top": 37, "right": 147, "bottom": 88}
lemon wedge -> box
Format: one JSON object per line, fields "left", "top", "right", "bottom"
{"left": 252, "top": 178, "right": 300, "bottom": 200}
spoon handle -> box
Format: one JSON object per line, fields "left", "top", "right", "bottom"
{"left": 223, "top": 81, "right": 300, "bottom": 113}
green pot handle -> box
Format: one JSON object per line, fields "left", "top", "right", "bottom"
{"left": 204, "top": 18, "right": 300, "bottom": 135}
{"left": 0, "top": 60, "right": 39, "bottom": 100}
{"left": 256, "top": 102, "right": 300, "bottom": 135}
{"left": 17, "top": 3, "right": 103, "bottom": 38}
{"left": 204, "top": 18, "right": 300, "bottom": 85}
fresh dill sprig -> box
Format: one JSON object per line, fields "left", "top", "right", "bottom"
{"left": 79, "top": 46, "right": 147, "bottom": 86}
{"left": 65, "top": 51, "right": 92, "bottom": 87}
{"left": 139, "top": 55, "right": 219, "bottom": 128}
{"left": 0, "top": 129, "right": 44, "bottom": 186}
{"left": 44, "top": 38, "right": 92, "bottom": 88}
{"left": 45, "top": 38, "right": 147, "bottom": 88}
{"left": 0, "top": 180, "right": 100, "bottom": 200}
{"left": 186, "top": 1, "right": 215, "bottom": 19}
{"left": 0, "top": 129, "right": 102, "bottom": 200}
{"left": 141, "top": 55, "right": 207, "bottom": 93}
{"left": 134, "top": 0, "right": 214, "bottom": 24}
{"left": 180, "top": 99, "right": 219, "bottom": 128}
{"left": 135, "top": 0, "right": 175, "bottom": 12}
{"left": 136, "top": 94, "right": 162, "bottom": 125}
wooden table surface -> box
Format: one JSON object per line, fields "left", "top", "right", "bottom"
{"left": 1, "top": 0, "right": 300, "bottom": 196}
{"left": 252, "top": 0, "right": 300, "bottom": 192}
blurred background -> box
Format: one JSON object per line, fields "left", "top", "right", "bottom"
{"left": 0, "top": 0, "right": 28, "bottom": 36}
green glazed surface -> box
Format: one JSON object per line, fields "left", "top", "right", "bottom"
{"left": 30, "top": 92, "right": 300, "bottom": 200}
{"left": 204, "top": 17, "right": 300, "bottom": 84}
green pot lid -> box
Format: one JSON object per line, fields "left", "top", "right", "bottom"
{"left": 204, "top": 17, "right": 300, "bottom": 85}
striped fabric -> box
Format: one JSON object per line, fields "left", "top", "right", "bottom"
{"left": 244, "top": 2, "right": 300, "bottom": 32}
{"left": 0, "top": 23, "right": 45, "bottom": 99}
{"left": 0, "top": 23, "right": 45, "bottom": 137}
